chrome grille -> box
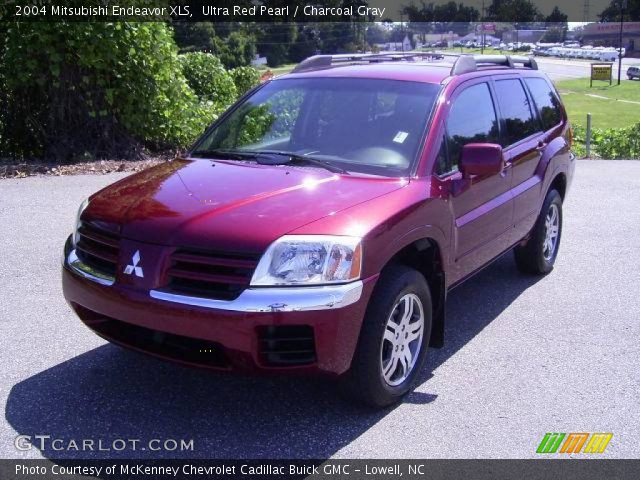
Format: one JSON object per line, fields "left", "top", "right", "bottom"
{"left": 75, "top": 223, "right": 120, "bottom": 277}
{"left": 166, "top": 248, "right": 259, "bottom": 301}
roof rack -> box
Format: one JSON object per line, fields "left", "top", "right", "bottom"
{"left": 451, "top": 54, "right": 538, "bottom": 74}
{"left": 290, "top": 52, "right": 538, "bottom": 76}
{"left": 291, "top": 52, "right": 445, "bottom": 73}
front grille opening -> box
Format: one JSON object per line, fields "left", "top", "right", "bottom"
{"left": 165, "top": 248, "right": 259, "bottom": 301}
{"left": 78, "top": 308, "right": 229, "bottom": 368}
{"left": 258, "top": 325, "right": 316, "bottom": 367}
{"left": 75, "top": 223, "right": 119, "bottom": 277}
{"left": 168, "top": 277, "right": 245, "bottom": 301}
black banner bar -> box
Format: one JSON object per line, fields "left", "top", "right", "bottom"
{"left": 2, "top": 459, "right": 640, "bottom": 480}
{"left": 0, "top": 0, "right": 629, "bottom": 23}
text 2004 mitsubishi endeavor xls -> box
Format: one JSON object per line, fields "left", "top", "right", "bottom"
{"left": 63, "top": 53, "right": 575, "bottom": 407}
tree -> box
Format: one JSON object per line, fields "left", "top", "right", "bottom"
{"left": 542, "top": 6, "right": 568, "bottom": 43}
{"left": 365, "top": 23, "right": 389, "bottom": 45}
{"left": 546, "top": 6, "right": 568, "bottom": 23}
{"left": 403, "top": 1, "right": 480, "bottom": 36}
{"left": 317, "top": 22, "right": 360, "bottom": 54}
{"left": 486, "top": 0, "right": 542, "bottom": 23}
{"left": 173, "top": 23, "right": 256, "bottom": 68}
{"left": 256, "top": 23, "right": 297, "bottom": 67}
{"left": 541, "top": 26, "right": 565, "bottom": 43}
{"left": 172, "top": 22, "right": 217, "bottom": 52}
{"left": 289, "top": 25, "right": 322, "bottom": 62}
{"left": 216, "top": 31, "right": 257, "bottom": 69}
{"left": 600, "top": 0, "right": 640, "bottom": 21}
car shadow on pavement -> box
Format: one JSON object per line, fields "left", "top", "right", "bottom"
{"left": 5, "top": 254, "right": 541, "bottom": 460}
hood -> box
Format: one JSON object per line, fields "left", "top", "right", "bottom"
{"left": 85, "top": 158, "right": 407, "bottom": 253}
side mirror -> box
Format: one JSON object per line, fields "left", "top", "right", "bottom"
{"left": 460, "top": 143, "right": 505, "bottom": 177}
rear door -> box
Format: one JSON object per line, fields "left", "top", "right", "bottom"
{"left": 441, "top": 80, "right": 514, "bottom": 284}
{"left": 491, "top": 76, "right": 544, "bottom": 241}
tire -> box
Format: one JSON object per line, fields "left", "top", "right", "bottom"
{"left": 514, "top": 189, "right": 563, "bottom": 275}
{"left": 340, "top": 265, "right": 432, "bottom": 408}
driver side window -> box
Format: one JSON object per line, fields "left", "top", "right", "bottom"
{"left": 445, "top": 83, "right": 499, "bottom": 172}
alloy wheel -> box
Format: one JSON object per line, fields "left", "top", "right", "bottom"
{"left": 543, "top": 203, "right": 560, "bottom": 261}
{"left": 380, "top": 293, "right": 425, "bottom": 387}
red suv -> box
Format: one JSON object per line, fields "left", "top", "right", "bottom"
{"left": 62, "top": 53, "right": 575, "bottom": 407}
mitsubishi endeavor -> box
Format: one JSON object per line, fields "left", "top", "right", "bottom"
{"left": 62, "top": 53, "right": 575, "bottom": 407}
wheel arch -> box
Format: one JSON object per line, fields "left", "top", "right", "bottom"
{"left": 549, "top": 172, "right": 567, "bottom": 200}
{"left": 381, "top": 236, "right": 447, "bottom": 348}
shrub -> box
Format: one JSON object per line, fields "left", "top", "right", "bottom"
{"left": 216, "top": 31, "right": 257, "bottom": 69}
{"left": 0, "top": 22, "right": 6, "bottom": 157}
{"left": 229, "top": 66, "right": 261, "bottom": 96}
{"left": 1, "top": 20, "right": 213, "bottom": 160}
{"left": 178, "top": 52, "right": 237, "bottom": 112}
{"left": 571, "top": 124, "right": 587, "bottom": 158}
{"left": 572, "top": 122, "right": 640, "bottom": 159}
{"left": 591, "top": 123, "right": 640, "bottom": 159}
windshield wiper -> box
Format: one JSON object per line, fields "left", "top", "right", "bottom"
{"left": 189, "top": 149, "right": 258, "bottom": 160}
{"left": 253, "top": 150, "right": 349, "bottom": 174}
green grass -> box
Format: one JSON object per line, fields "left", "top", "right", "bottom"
{"left": 554, "top": 78, "right": 640, "bottom": 129}
{"left": 257, "top": 63, "right": 296, "bottom": 76}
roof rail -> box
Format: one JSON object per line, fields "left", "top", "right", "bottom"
{"left": 291, "top": 52, "right": 445, "bottom": 73}
{"left": 451, "top": 54, "right": 538, "bottom": 75}
{"left": 290, "top": 52, "right": 538, "bottom": 75}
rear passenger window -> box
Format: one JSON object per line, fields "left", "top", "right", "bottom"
{"left": 494, "top": 79, "right": 538, "bottom": 146}
{"left": 525, "top": 78, "right": 563, "bottom": 131}
{"left": 446, "top": 83, "right": 499, "bottom": 171}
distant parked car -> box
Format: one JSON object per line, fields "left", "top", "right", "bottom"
{"left": 628, "top": 66, "right": 640, "bottom": 80}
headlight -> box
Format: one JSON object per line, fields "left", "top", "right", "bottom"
{"left": 251, "top": 235, "right": 362, "bottom": 286}
{"left": 72, "top": 198, "right": 89, "bottom": 246}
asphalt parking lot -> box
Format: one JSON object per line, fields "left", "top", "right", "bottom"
{"left": 1, "top": 160, "right": 639, "bottom": 460}
{"left": 533, "top": 57, "right": 639, "bottom": 81}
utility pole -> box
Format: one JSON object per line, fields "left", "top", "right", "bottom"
{"left": 401, "top": 13, "right": 405, "bottom": 52}
{"left": 618, "top": 0, "right": 626, "bottom": 85}
{"left": 583, "top": 0, "right": 590, "bottom": 23}
{"left": 481, "top": 0, "right": 485, "bottom": 54}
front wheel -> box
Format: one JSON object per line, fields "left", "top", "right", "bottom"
{"left": 340, "top": 265, "right": 432, "bottom": 408}
{"left": 514, "top": 189, "right": 563, "bottom": 275}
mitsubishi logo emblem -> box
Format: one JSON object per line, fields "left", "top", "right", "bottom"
{"left": 124, "top": 250, "right": 144, "bottom": 278}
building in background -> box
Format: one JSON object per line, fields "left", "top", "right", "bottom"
{"left": 580, "top": 22, "right": 640, "bottom": 55}
{"left": 374, "top": 35, "right": 413, "bottom": 52}
{"left": 502, "top": 29, "right": 547, "bottom": 44}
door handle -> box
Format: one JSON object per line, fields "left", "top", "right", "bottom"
{"left": 536, "top": 141, "right": 547, "bottom": 152}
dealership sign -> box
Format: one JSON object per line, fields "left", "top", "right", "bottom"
{"left": 590, "top": 63, "right": 613, "bottom": 86}
{"left": 584, "top": 22, "right": 640, "bottom": 35}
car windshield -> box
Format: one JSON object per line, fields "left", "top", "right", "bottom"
{"left": 191, "top": 77, "right": 440, "bottom": 176}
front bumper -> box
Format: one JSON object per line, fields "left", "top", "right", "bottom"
{"left": 63, "top": 242, "right": 377, "bottom": 375}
